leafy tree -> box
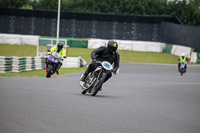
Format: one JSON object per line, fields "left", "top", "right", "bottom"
{"left": 189, "top": 0, "right": 200, "bottom": 10}
{"left": 0, "top": 0, "right": 30, "bottom": 9}
{"left": 61, "top": 0, "right": 74, "bottom": 12}
{"left": 165, "top": 0, "right": 200, "bottom": 25}
{"left": 32, "top": 0, "right": 58, "bottom": 10}
{"left": 2, "top": 0, "right": 200, "bottom": 26}
{"left": 31, "top": 0, "right": 39, "bottom": 10}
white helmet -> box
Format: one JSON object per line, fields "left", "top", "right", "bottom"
{"left": 181, "top": 53, "right": 185, "bottom": 56}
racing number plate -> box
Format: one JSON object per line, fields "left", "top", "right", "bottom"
{"left": 103, "top": 62, "right": 111, "bottom": 69}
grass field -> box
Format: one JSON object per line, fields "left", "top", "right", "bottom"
{"left": 0, "top": 44, "right": 37, "bottom": 57}
{"left": 68, "top": 48, "right": 178, "bottom": 64}
{"left": 0, "top": 67, "right": 86, "bottom": 77}
{"left": 0, "top": 43, "right": 179, "bottom": 77}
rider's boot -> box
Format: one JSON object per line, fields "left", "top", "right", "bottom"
{"left": 56, "top": 70, "right": 59, "bottom": 74}
{"left": 80, "top": 73, "right": 87, "bottom": 82}
{"left": 56, "top": 64, "right": 62, "bottom": 75}
{"left": 45, "top": 59, "right": 49, "bottom": 68}
{"left": 99, "top": 86, "right": 102, "bottom": 91}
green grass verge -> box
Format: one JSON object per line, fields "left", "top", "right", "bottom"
{"left": 0, "top": 43, "right": 179, "bottom": 77}
{"left": 118, "top": 50, "right": 178, "bottom": 64}
{"left": 0, "top": 44, "right": 37, "bottom": 57}
{"left": 0, "top": 44, "right": 179, "bottom": 63}
{"left": 67, "top": 47, "right": 94, "bottom": 61}
{"left": 0, "top": 68, "right": 86, "bottom": 77}
{"left": 67, "top": 47, "right": 178, "bottom": 64}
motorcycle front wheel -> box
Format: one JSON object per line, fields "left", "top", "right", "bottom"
{"left": 180, "top": 68, "right": 183, "bottom": 75}
{"left": 46, "top": 65, "right": 54, "bottom": 78}
{"left": 91, "top": 72, "right": 107, "bottom": 96}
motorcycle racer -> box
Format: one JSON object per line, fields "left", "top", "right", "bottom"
{"left": 178, "top": 53, "right": 188, "bottom": 72}
{"left": 81, "top": 40, "right": 120, "bottom": 82}
{"left": 46, "top": 43, "right": 66, "bottom": 74}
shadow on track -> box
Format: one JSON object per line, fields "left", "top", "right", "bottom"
{"left": 78, "top": 93, "right": 119, "bottom": 99}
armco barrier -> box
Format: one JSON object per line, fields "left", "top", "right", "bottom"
{"left": 0, "top": 56, "right": 86, "bottom": 73}
{"left": 197, "top": 53, "right": 200, "bottom": 63}
{"left": 0, "top": 34, "right": 39, "bottom": 46}
{"left": 62, "top": 57, "right": 80, "bottom": 68}
{"left": 88, "top": 39, "right": 165, "bottom": 53}
{"left": 0, "top": 56, "right": 45, "bottom": 73}
{"left": 62, "top": 56, "right": 86, "bottom": 68}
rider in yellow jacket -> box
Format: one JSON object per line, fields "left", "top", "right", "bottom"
{"left": 47, "top": 43, "right": 66, "bottom": 74}
{"left": 178, "top": 53, "right": 188, "bottom": 72}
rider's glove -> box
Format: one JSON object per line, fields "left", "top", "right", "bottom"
{"left": 92, "top": 59, "right": 96, "bottom": 63}
{"left": 112, "top": 69, "right": 117, "bottom": 75}
{"left": 48, "top": 51, "right": 51, "bottom": 55}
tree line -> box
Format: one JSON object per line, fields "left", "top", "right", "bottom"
{"left": 0, "top": 0, "right": 200, "bottom": 26}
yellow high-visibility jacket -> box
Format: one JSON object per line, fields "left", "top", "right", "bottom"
{"left": 48, "top": 46, "right": 66, "bottom": 60}
{"left": 179, "top": 56, "right": 187, "bottom": 64}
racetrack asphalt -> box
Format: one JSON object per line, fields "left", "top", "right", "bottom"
{"left": 0, "top": 63, "right": 200, "bottom": 133}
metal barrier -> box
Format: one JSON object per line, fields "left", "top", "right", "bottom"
{"left": 0, "top": 56, "right": 86, "bottom": 73}
{"left": 0, "top": 56, "right": 45, "bottom": 73}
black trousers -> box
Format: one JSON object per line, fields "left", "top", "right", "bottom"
{"left": 85, "top": 62, "right": 112, "bottom": 82}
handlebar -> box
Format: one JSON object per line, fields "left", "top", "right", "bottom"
{"left": 111, "top": 69, "right": 116, "bottom": 75}
{"left": 179, "top": 61, "right": 187, "bottom": 63}
{"left": 94, "top": 60, "right": 102, "bottom": 64}
{"left": 93, "top": 60, "right": 117, "bottom": 75}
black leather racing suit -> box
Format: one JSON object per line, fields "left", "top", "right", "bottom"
{"left": 85, "top": 46, "right": 120, "bottom": 82}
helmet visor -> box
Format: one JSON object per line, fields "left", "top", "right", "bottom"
{"left": 109, "top": 47, "right": 117, "bottom": 52}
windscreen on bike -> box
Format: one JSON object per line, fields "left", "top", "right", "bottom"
{"left": 181, "top": 63, "right": 185, "bottom": 68}
{"left": 51, "top": 52, "right": 61, "bottom": 63}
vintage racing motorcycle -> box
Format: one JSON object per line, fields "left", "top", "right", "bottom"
{"left": 80, "top": 61, "right": 114, "bottom": 96}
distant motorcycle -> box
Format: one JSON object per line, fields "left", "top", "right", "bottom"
{"left": 45, "top": 52, "right": 62, "bottom": 78}
{"left": 80, "top": 61, "right": 113, "bottom": 96}
{"left": 179, "top": 61, "right": 186, "bottom": 75}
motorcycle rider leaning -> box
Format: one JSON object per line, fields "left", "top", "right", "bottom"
{"left": 178, "top": 53, "right": 188, "bottom": 72}
{"left": 81, "top": 40, "right": 120, "bottom": 83}
{"left": 46, "top": 43, "right": 66, "bottom": 74}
